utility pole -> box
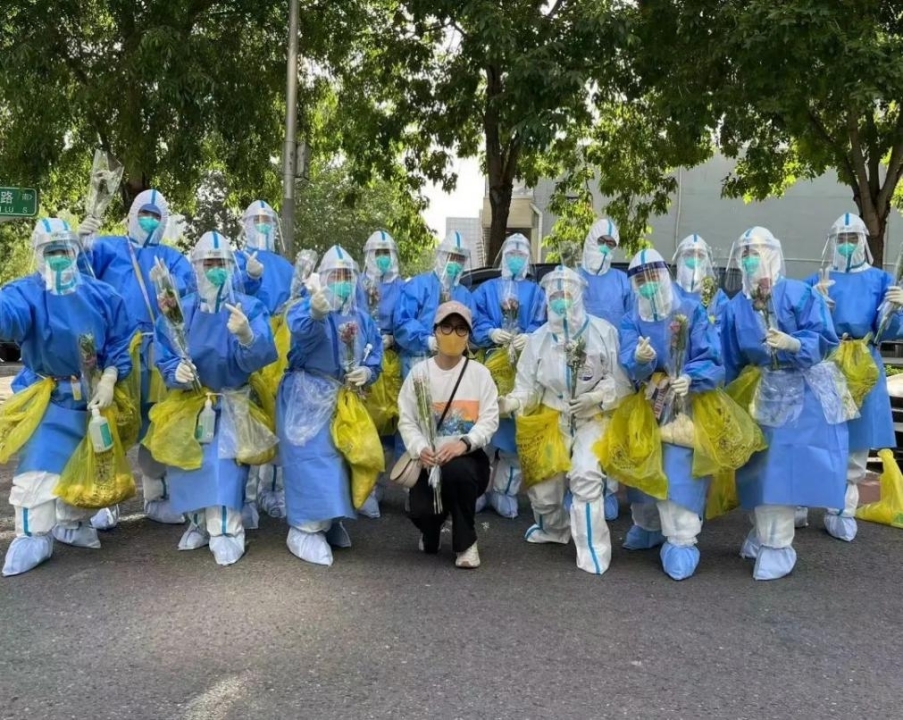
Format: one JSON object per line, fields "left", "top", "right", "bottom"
{"left": 281, "top": 0, "right": 300, "bottom": 259}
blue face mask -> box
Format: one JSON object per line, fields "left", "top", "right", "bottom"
{"left": 638, "top": 282, "right": 659, "bottom": 299}
{"left": 741, "top": 256, "right": 761, "bottom": 274}
{"left": 506, "top": 256, "right": 527, "bottom": 277}
{"left": 205, "top": 267, "right": 229, "bottom": 287}
{"left": 330, "top": 281, "right": 353, "bottom": 302}
{"left": 838, "top": 243, "right": 856, "bottom": 258}
{"left": 684, "top": 258, "right": 699, "bottom": 269}
{"left": 445, "top": 261, "right": 463, "bottom": 279}
{"left": 549, "top": 297, "right": 572, "bottom": 316}
{"left": 138, "top": 216, "right": 160, "bottom": 237}
{"left": 375, "top": 256, "right": 392, "bottom": 274}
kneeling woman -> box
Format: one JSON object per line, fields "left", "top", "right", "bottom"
{"left": 398, "top": 302, "right": 499, "bottom": 568}
{"left": 154, "top": 231, "right": 277, "bottom": 566}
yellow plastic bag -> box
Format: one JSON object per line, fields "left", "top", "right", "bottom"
{"left": 724, "top": 365, "right": 761, "bottom": 414}
{"left": 484, "top": 347, "right": 516, "bottom": 397}
{"left": 593, "top": 390, "right": 668, "bottom": 499}
{"left": 113, "top": 383, "right": 141, "bottom": 450}
{"left": 0, "top": 377, "right": 54, "bottom": 464}
{"left": 691, "top": 389, "right": 767, "bottom": 478}
{"left": 55, "top": 407, "right": 136, "bottom": 509}
{"left": 516, "top": 406, "right": 570, "bottom": 489}
{"left": 706, "top": 470, "right": 739, "bottom": 520}
{"left": 260, "top": 314, "right": 291, "bottom": 403}
{"left": 124, "top": 333, "right": 143, "bottom": 408}
{"left": 142, "top": 390, "right": 208, "bottom": 470}
{"left": 249, "top": 371, "right": 276, "bottom": 430}
{"left": 331, "top": 388, "right": 385, "bottom": 509}
{"left": 856, "top": 449, "right": 903, "bottom": 528}
{"left": 228, "top": 394, "right": 278, "bottom": 467}
{"left": 832, "top": 337, "right": 879, "bottom": 408}
{"left": 364, "top": 348, "right": 402, "bottom": 436}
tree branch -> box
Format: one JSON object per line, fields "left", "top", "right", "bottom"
{"left": 847, "top": 115, "right": 879, "bottom": 231}
{"left": 866, "top": 113, "right": 881, "bottom": 199}
{"left": 807, "top": 108, "right": 857, "bottom": 185}
{"left": 876, "top": 111, "right": 903, "bottom": 215}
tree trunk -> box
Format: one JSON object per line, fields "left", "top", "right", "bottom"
{"left": 487, "top": 180, "right": 513, "bottom": 265}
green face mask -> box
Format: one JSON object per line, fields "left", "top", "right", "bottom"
{"left": 837, "top": 243, "right": 856, "bottom": 258}
{"left": 375, "top": 256, "right": 392, "bottom": 274}
{"left": 138, "top": 217, "right": 160, "bottom": 236}
{"left": 549, "top": 297, "right": 572, "bottom": 316}
{"left": 445, "top": 261, "right": 463, "bottom": 279}
{"left": 205, "top": 267, "right": 229, "bottom": 287}
{"left": 46, "top": 256, "right": 73, "bottom": 272}
{"left": 330, "top": 281, "right": 353, "bottom": 301}
{"left": 638, "top": 282, "right": 659, "bottom": 299}
{"left": 684, "top": 258, "right": 699, "bottom": 269}
{"left": 741, "top": 256, "right": 761, "bottom": 274}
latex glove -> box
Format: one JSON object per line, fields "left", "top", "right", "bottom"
{"left": 78, "top": 216, "right": 101, "bottom": 236}
{"left": 225, "top": 303, "right": 254, "bottom": 346}
{"left": 345, "top": 367, "right": 371, "bottom": 387}
{"left": 175, "top": 360, "right": 198, "bottom": 385}
{"left": 498, "top": 395, "right": 521, "bottom": 417}
{"left": 670, "top": 374, "right": 691, "bottom": 398}
{"left": 634, "top": 337, "right": 656, "bottom": 364}
{"left": 310, "top": 290, "right": 330, "bottom": 320}
{"left": 490, "top": 329, "right": 513, "bottom": 346}
{"left": 569, "top": 390, "right": 605, "bottom": 419}
{"left": 765, "top": 328, "right": 801, "bottom": 353}
{"left": 885, "top": 286, "right": 903, "bottom": 306}
{"left": 511, "top": 333, "right": 528, "bottom": 352}
{"left": 381, "top": 334, "right": 394, "bottom": 349}
{"left": 87, "top": 367, "right": 118, "bottom": 410}
{"left": 428, "top": 336, "right": 438, "bottom": 354}
{"left": 246, "top": 251, "right": 264, "bottom": 280}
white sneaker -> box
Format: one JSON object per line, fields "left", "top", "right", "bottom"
{"left": 455, "top": 543, "right": 480, "bottom": 569}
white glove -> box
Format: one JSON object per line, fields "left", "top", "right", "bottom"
{"left": 246, "top": 251, "right": 264, "bottom": 280}
{"left": 498, "top": 396, "right": 521, "bottom": 417}
{"left": 670, "top": 375, "right": 691, "bottom": 398}
{"left": 78, "top": 216, "right": 101, "bottom": 236}
{"left": 87, "top": 367, "right": 118, "bottom": 410}
{"left": 428, "top": 336, "right": 439, "bottom": 354}
{"left": 225, "top": 303, "right": 254, "bottom": 346}
{"left": 345, "top": 367, "right": 371, "bottom": 387}
{"left": 634, "top": 337, "right": 656, "bottom": 364}
{"left": 568, "top": 390, "right": 605, "bottom": 419}
{"left": 175, "top": 360, "right": 198, "bottom": 385}
{"left": 490, "top": 329, "right": 513, "bottom": 346}
{"left": 885, "top": 286, "right": 903, "bottom": 306}
{"left": 382, "top": 334, "right": 394, "bottom": 349}
{"left": 765, "top": 328, "right": 801, "bottom": 353}
{"left": 310, "top": 290, "right": 330, "bottom": 320}
{"left": 512, "top": 333, "right": 528, "bottom": 352}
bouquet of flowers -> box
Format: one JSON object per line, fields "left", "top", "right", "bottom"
{"left": 500, "top": 289, "right": 520, "bottom": 363}
{"left": 363, "top": 277, "right": 381, "bottom": 321}
{"left": 565, "top": 335, "right": 587, "bottom": 439}
{"left": 413, "top": 366, "right": 442, "bottom": 512}
{"left": 77, "top": 333, "right": 99, "bottom": 400}
{"left": 83, "top": 150, "right": 124, "bottom": 237}
{"left": 751, "top": 280, "right": 780, "bottom": 370}
{"left": 150, "top": 258, "right": 201, "bottom": 392}
{"left": 338, "top": 320, "right": 360, "bottom": 375}
{"left": 700, "top": 276, "right": 718, "bottom": 309}
{"left": 668, "top": 314, "right": 689, "bottom": 419}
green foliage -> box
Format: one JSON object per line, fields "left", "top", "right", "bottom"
{"left": 0, "top": 221, "right": 34, "bottom": 285}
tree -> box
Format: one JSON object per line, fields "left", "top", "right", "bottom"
{"left": 632, "top": 0, "right": 903, "bottom": 264}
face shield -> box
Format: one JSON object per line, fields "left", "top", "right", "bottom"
{"left": 127, "top": 189, "right": 170, "bottom": 247}
{"left": 435, "top": 231, "right": 471, "bottom": 299}
{"left": 673, "top": 234, "right": 716, "bottom": 293}
{"left": 822, "top": 212, "right": 871, "bottom": 273}
{"left": 363, "top": 230, "right": 400, "bottom": 283}
{"left": 318, "top": 245, "right": 358, "bottom": 313}
{"left": 242, "top": 200, "right": 283, "bottom": 253}
{"left": 628, "top": 249, "right": 674, "bottom": 322}
{"left": 190, "top": 231, "right": 240, "bottom": 312}
{"left": 582, "top": 218, "right": 620, "bottom": 275}
{"left": 540, "top": 266, "right": 587, "bottom": 341}
{"left": 290, "top": 249, "right": 319, "bottom": 300}
{"left": 728, "top": 226, "right": 785, "bottom": 302}
{"left": 32, "top": 218, "right": 81, "bottom": 295}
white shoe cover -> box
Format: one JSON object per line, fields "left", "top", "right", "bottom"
{"left": 144, "top": 499, "right": 186, "bottom": 525}
{"left": 259, "top": 489, "right": 286, "bottom": 518}
{"left": 241, "top": 502, "right": 259, "bottom": 530}
{"left": 2, "top": 535, "right": 53, "bottom": 576}
{"left": 753, "top": 545, "right": 797, "bottom": 581}
{"left": 489, "top": 491, "right": 518, "bottom": 519}
{"left": 287, "top": 528, "right": 334, "bottom": 566}
{"left": 325, "top": 521, "right": 352, "bottom": 548}
{"left": 475, "top": 493, "right": 488, "bottom": 513}
{"left": 52, "top": 523, "right": 101, "bottom": 549}
{"left": 178, "top": 524, "right": 210, "bottom": 550}
{"left": 90, "top": 505, "right": 120, "bottom": 531}
{"left": 739, "top": 528, "right": 760, "bottom": 560}
{"left": 524, "top": 523, "right": 571, "bottom": 544}
{"left": 794, "top": 506, "right": 809, "bottom": 529}
{"left": 824, "top": 514, "right": 858, "bottom": 542}
{"left": 209, "top": 533, "right": 246, "bottom": 566}
{"left": 358, "top": 492, "right": 381, "bottom": 519}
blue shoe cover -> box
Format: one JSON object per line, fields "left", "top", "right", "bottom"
{"left": 753, "top": 545, "right": 797, "bottom": 581}
{"left": 622, "top": 524, "right": 664, "bottom": 550}
{"left": 660, "top": 542, "right": 700, "bottom": 581}
{"left": 824, "top": 514, "right": 857, "bottom": 542}
{"left": 358, "top": 492, "right": 381, "bottom": 519}
{"left": 489, "top": 491, "right": 518, "bottom": 519}
{"left": 604, "top": 493, "right": 619, "bottom": 521}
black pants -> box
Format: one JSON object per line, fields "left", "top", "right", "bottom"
{"left": 409, "top": 450, "right": 490, "bottom": 553}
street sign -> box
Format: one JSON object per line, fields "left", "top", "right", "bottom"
{"left": 0, "top": 187, "right": 39, "bottom": 218}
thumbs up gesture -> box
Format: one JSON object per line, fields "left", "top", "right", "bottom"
{"left": 225, "top": 302, "right": 254, "bottom": 346}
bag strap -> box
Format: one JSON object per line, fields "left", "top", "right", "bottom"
{"left": 435, "top": 357, "right": 469, "bottom": 432}
{"left": 126, "top": 241, "right": 158, "bottom": 326}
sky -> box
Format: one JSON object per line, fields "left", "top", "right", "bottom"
{"left": 421, "top": 156, "right": 483, "bottom": 236}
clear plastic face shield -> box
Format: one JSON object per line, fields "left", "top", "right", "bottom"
{"left": 32, "top": 221, "right": 82, "bottom": 295}
{"left": 290, "top": 249, "right": 319, "bottom": 299}
{"left": 628, "top": 249, "right": 674, "bottom": 322}
{"left": 673, "top": 234, "right": 716, "bottom": 293}
{"left": 363, "top": 230, "right": 400, "bottom": 283}
{"left": 582, "top": 218, "right": 620, "bottom": 275}
{"left": 242, "top": 200, "right": 283, "bottom": 253}
{"left": 728, "top": 227, "right": 785, "bottom": 301}
{"left": 436, "top": 231, "right": 471, "bottom": 298}
{"left": 127, "top": 189, "right": 170, "bottom": 247}
{"left": 540, "top": 266, "right": 587, "bottom": 341}
{"left": 822, "top": 212, "right": 871, "bottom": 273}
{"left": 501, "top": 233, "right": 531, "bottom": 281}
{"left": 318, "top": 245, "right": 358, "bottom": 314}
{"left": 191, "top": 231, "right": 240, "bottom": 312}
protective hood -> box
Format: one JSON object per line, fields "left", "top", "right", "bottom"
{"left": 32, "top": 218, "right": 81, "bottom": 295}
{"left": 242, "top": 200, "right": 282, "bottom": 253}
{"left": 582, "top": 218, "right": 620, "bottom": 275}
{"left": 673, "top": 234, "right": 716, "bottom": 293}
{"left": 823, "top": 212, "right": 871, "bottom": 273}
{"left": 363, "top": 230, "right": 400, "bottom": 283}
{"left": 127, "top": 189, "right": 170, "bottom": 248}
{"left": 318, "top": 245, "right": 359, "bottom": 313}
{"left": 435, "top": 230, "right": 472, "bottom": 298}
{"left": 728, "top": 226, "right": 785, "bottom": 300}
{"left": 540, "top": 266, "right": 588, "bottom": 342}
{"left": 500, "top": 233, "right": 531, "bottom": 281}
{"left": 191, "top": 231, "right": 239, "bottom": 312}
{"left": 628, "top": 248, "right": 674, "bottom": 322}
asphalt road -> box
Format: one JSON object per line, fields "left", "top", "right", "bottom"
{"left": 1, "top": 458, "right": 902, "bottom": 720}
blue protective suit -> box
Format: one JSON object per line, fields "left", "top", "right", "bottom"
{"left": 0, "top": 275, "right": 133, "bottom": 474}
{"left": 581, "top": 267, "right": 632, "bottom": 330}
{"left": 236, "top": 249, "right": 294, "bottom": 315}
{"left": 155, "top": 293, "right": 276, "bottom": 515}
{"left": 356, "top": 276, "right": 406, "bottom": 335}
{"left": 278, "top": 301, "right": 383, "bottom": 527}
{"left": 722, "top": 279, "right": 847, "bottom": 510}
{"left": 804, "top": 268, "right": 903, "bottom": 451}
{"left": 393, "top": 272, "right": 478, "bottom": 377}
